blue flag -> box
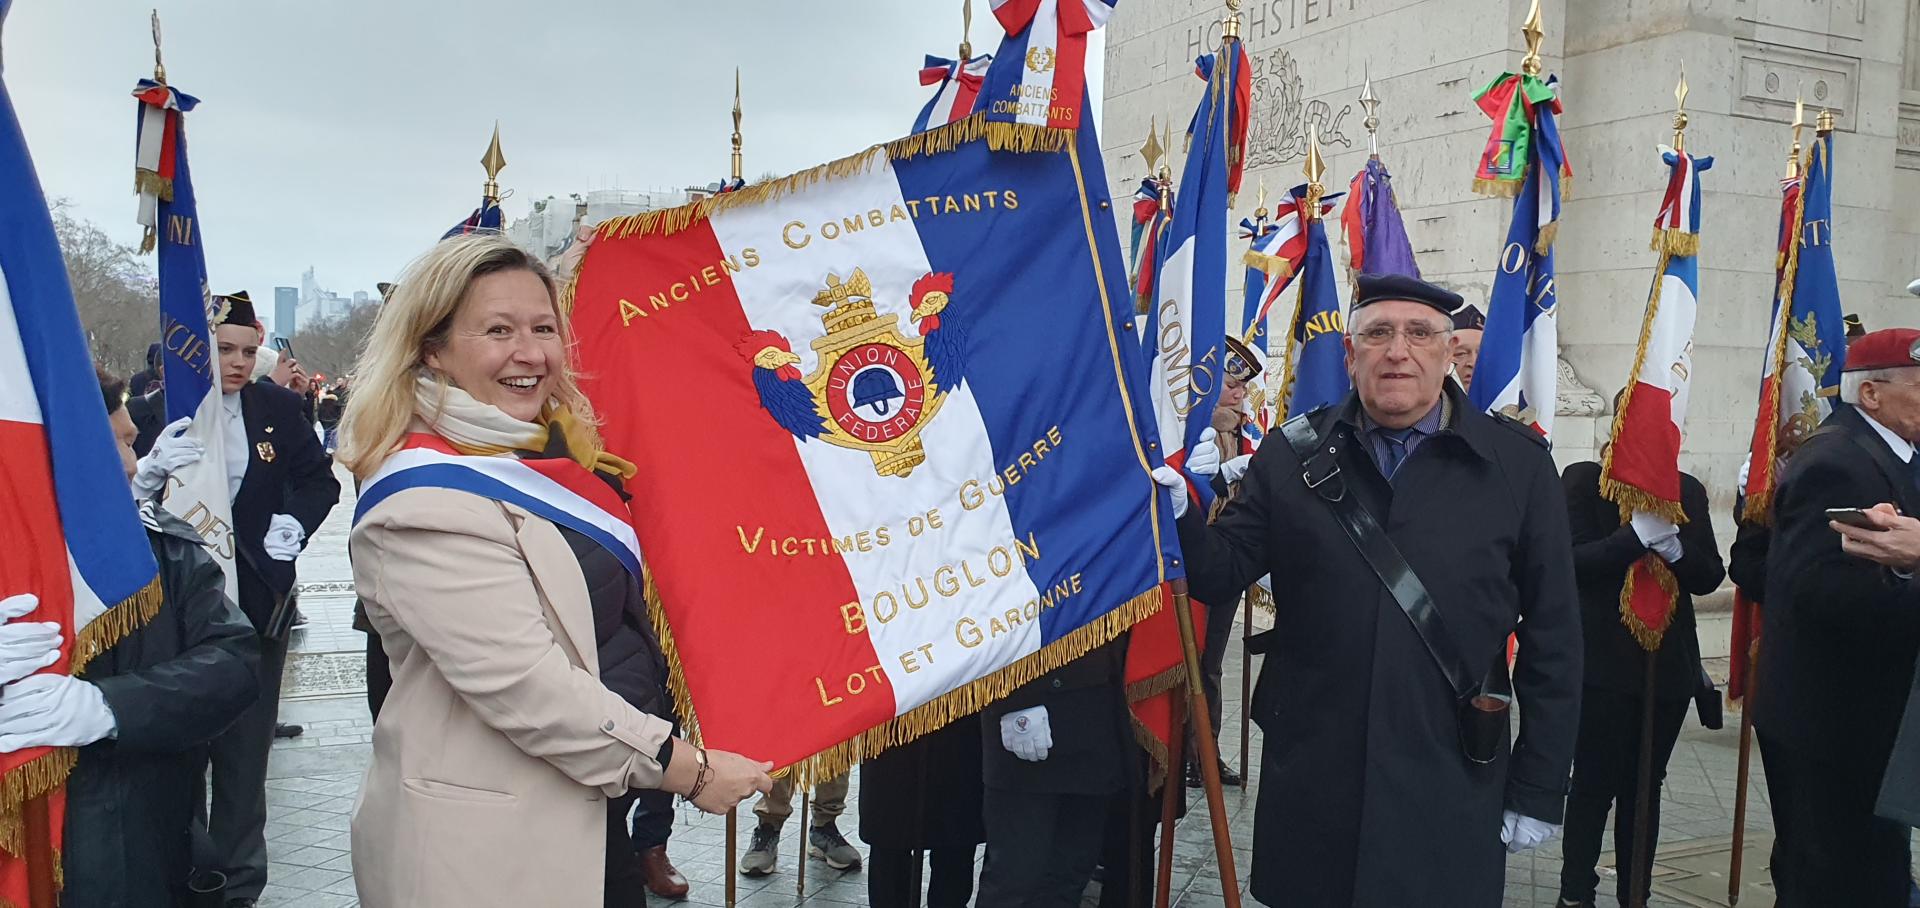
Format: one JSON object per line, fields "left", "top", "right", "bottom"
{"left": 443, "top": 197, "right": 504, "bottom": 239}
{"left": 1283, "top": 206, "right": 1350, "bottom": 418}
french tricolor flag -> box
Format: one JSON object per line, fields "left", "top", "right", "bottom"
{"left": 1, "top": 7, "right": 163, "bottom": 896}
{"left": 568, "top": 119, "right": 1175, "bottom": 781}
{"left": 980, "top": 0, "right": 1117, "bottom": 130}
{"left": 913, "top": 53, "right": 993, "bottom": 134}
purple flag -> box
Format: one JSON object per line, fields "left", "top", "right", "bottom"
{"left": 1342, "top": 157, "right": 1419, "bottom": 278}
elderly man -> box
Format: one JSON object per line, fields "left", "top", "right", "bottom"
{"left": 1156, "top": 273, "right": 1581, "bottom": 906}
{"left": 1449, "top": 302, "right": 1486, "bottom": 389}
{"left": 1758, "top": 328, "right": 1920, "bottom": 906}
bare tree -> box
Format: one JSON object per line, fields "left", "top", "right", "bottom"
{"left": 291, "top": 304, "right": 379, "bottom": 381}
{"left": 53, "top": 204, "right": 159, "bottom": 378}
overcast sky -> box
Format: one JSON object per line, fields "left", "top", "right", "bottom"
{"left": 7, "top": 1, "right": 1102, "bottom": 308}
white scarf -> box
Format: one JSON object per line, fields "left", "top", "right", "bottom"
{"left": 413, "top": 372, "right": 545, "bottom": 455}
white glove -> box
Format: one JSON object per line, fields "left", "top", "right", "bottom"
{"left": 0, "top": 595, "right": 60, "bottom": 688}
{"left": 1185, "top": 437, "right": 1221, "bottom": 476}
{"left": 1629, "top": 512, "right": 1679, "bottom": 549}
{"left": 0, "top": 673, "right": 116, "bottom": 752}
{"left": 1736, "top": 454, "right": 1751, "bottom": 492}
{"left": 1499, "top": 810, "right": 1559, "bottom": 853}
{"left": 1221, "top": 453, "right": 1253, "bottom": 484}
{"left": 1152, "top": 466, "right": 1189, "bottom": 518}
{"left": 264, "top": 514, "right": 305, "bottom": 561}
{"left": 999, "top": 706, "right": 1052, "bottom": 762}
{"left": 131, "top": 417, "right": 203, "bottom": 498}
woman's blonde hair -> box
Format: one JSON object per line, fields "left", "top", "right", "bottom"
{"left": 335, "top": 233, "right": 599, "bottom": 478}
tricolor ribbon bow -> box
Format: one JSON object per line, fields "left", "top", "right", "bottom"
{"left": 132, "top": 79, "right": 199, "bottom": 252}
{"left": 981, "top": 0, "right": 1119, "bottom": 130}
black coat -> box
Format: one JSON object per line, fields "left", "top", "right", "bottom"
{"left": 979, "top": 639, "right": 1132, "bottom": 796}
{"left": 1880, "top": 668, "right": 1920, "bottom": 826}
{"left": 1177, "top": 385, "right": 1582, "bottom": 907}
{"left": 1756, "top": 405, "right": 1920, "bottom": 782}
{"left": 859, "top": 717, "right": 985, "bottom": 850}
{"left": 1562, "top": 463, "right": 1724, "bottom": 700}
{"left": 131, "top": 382, "right": 341, "bottom": 629}
{"left": 63, "top": 505, "right": 261, "bottom": 907}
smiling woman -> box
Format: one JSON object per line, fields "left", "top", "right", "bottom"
{"left": 334, "top": 234, "right": 774, "bottom": 908}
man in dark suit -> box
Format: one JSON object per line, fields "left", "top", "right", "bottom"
{"left": 1758, "top": 328, "right": 1920, "bottom": 907}
{"left": 130, "top": 291, "right": 341, "bottom": 908}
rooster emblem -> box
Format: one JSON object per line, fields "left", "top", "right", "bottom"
{"left": 739, "top": 268, "right": 966, "bottom": 477}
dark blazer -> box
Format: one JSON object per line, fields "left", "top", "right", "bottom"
{"left": 1177, "top": 382, "right": 1582, "bottom": 908}
{"left": 131, "top": 382, "right": 341, "bottom": 629}
{"left": 1561, "top": 462, "right": 1724, "bottom": 700}
{"left": 63, "top": 505, "right": 260, "bottom": 907}
{"left": 1880, "top": 669, "right": 1920, "bottom": 826}
{"left": 979, "top": 638, "right": 1132, "bottom": 796}
{"left": 1757, "top": 404, "right": 1920, "bottom": 780}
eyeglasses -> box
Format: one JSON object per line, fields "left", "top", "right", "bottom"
{"left": 1353, "top": 324, "right": 1452, "bottom": 348}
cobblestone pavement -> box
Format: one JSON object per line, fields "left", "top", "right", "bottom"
{"left": 253, "top": 467, "right": 1911, "bottom": 906}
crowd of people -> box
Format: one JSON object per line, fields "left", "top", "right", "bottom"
{"left": 5, "top": 229, "right": 1917, "bottom": 907}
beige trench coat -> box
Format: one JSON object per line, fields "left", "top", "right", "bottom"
{"left": 348, "top": 486, "right": 673, "bottom": 907}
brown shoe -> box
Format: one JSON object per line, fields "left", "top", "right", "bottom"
{"left": 640, "top": 844, "right": 690, "bottom": 900}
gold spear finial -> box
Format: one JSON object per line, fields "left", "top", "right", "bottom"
{"left": 1303, "top": 124, "right": 1327, "bottom": 220}
{"left": 150, "top": 9, "right": 166, "bottom": 83}
{"left": 1223, "top": 0, "right": 1242, "bottom": 41}
{"left": 1671, "top": 65, "right": 1690, "bottom": 152}
{"left": 1521, "top": 0, "right": 1546, "bottom": 77}
{"left": 1255, "top": 178, "right": 1269, "bottom": 221}
{"left": 480, "top": 121, "right": 506, "bottom": 203}
{"left": 1787, "top": 87, "right": 1806, "bottom": 179}
{"left": 1140, "top": 117, "right": 1164, "bottom": 175}
{"left": 731, "top": 68, "right": 744, "bottom": 183}
{"left": 1816, "top": 107, "right": 1836, "bottom": 135}
{"left": 1359, "top": 67, "right": 1382, "bottom": 158}
{"left": 960, "top": 0, "right": 974, "bottom": 60}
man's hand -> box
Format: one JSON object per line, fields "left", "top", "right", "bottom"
{"left": 132, "top": 417, "right": 204, "bottom": 498}
{"left": 264, "top": 514, "right": 306, "bottom": 561}
{"left": 1832, "top": 503, "right": 1920, "bottom": 572}
{"left": 1152, "top": 466, "right": 1189, "bottom": 518}
{"left": 1499, "top": 810, "right": 1559, "bottom": 853}
{"left": 999, "top": 706, "right": 1052, "bottom": 762}
{"left": 0, "top": 674, "right": 115, "bottom": 752}
{"left": 0, "top": 595, "right": 59, "bottom": 687}
{"left": 270, "top": 355, "right": 308, "bottom": 394}
{"left": 552, "top": 224, "right": 597, "bottom": 284}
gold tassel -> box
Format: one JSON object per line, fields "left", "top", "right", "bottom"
{"left": 1618, "top": 556, "right": 1682, "bottom": 652}
{"left": 139, "top": 229, "right": 156, "bottom": 254}
{"left": 133, "top": 170, "right": 174, "bottom": 203}
{"left": 1741, "top": 177, "right": 1813, "bottom": 526}
{"left": 71, "top": 576, "right": 164, "bottom": 676}
{"left": 1472, "top": 177, "right": 1523, "bottom": 199}
{"left": 1241, "top": 250, "right": 1295, "bottom": 282}
{"left": 1129, "top": 712, "right": 1174, "bottom": 793}
{"left": 590, "top": 117, "right": 1069, "bottom": 244}
{"left": 1533, "top": 220, "right": 1560, "bottom": 256}
{"left": 728, "top": 586, "right": 1166, "bottom": 791}
{"left": 1650, "top": 229, "right": 1700, "bottom": 258}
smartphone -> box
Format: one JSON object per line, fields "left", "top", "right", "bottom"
{"left": 1827, "top": 507, "right": 1887, "bottom": 530}
{"left": 272, "top": 336, "right": 293, "bottom": 356}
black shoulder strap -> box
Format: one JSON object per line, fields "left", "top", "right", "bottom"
{"left": 1278, "top": 414, "right": 1479, "bottom": 701}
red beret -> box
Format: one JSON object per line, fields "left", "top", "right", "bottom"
{"left": 1842, "top": 328, "right": 1920, "bottom": 372}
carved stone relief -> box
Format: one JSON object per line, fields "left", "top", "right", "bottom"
{"left": 1244, "top": 46, "right": 1354, "bottom": 169}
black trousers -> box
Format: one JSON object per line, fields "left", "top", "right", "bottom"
{"left": 1096, "top": 787, "right": 1158, "bottom": 908}
{"left": 977, "top": 788, "right": 1109, "bottom": 907}
{"left": 192, "top": 633, "right": 287, "bottom": 902}
{"left": 1557, "top": 688, "right": 1688, "bottom": 907}
{"left": 1759, "top": 731, "right": 1914, "bottom": 907}
{"left": 627, "top": 786, "right": 674, "bottom": 850}
{"left": 867, "top": 845, "right": 977, "bottom": 908}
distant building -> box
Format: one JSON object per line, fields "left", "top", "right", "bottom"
{"left": 272, "top": 287, "right": 298, "bottom": 342}
{"left": 506, "top": 187, "right": 710, "bottom": 263}
{"left": 293, "top": 267, "right": 376, "bottom": 329}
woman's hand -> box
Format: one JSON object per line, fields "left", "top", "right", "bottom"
{"left": 661, "top": 738, "right": 772, "bottom": 814}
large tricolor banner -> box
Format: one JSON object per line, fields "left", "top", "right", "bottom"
{"left": 568, "top": 117, "right": 1178, "bottom": 781}
{"left": 1742, "top": 129, "right": 1846, "bottom": 523}
{"left": 3, "top": 5, "right": 163, "bottom": 896}
{"left": 1601, "top": 145, "right": 1712, "bottom": 650}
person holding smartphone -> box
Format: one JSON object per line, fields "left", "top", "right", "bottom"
{"left": 1759, "top": 328, "right": 1920, "bottom": 906}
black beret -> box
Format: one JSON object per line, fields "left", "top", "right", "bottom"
{"left": 215, "top": 291, "right": 255, "bottom": 327}
{"left": 1223, "top": 334, "right": 1263, "bottom": 382}
{"left": 1352, "top": 273, "right": 1463, "bottom": 315}
{"left": 1451, "top": 303, "right": 1486, "bottom": 332}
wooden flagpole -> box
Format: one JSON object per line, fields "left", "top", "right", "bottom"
{"left": 1155, "top": 690, "right": 1186, "bottom": 908}
{"left": 1728, "top": 649, "right": 1758, "bottom": 905}
{"left": 1171, "top": 580, "right": 1243, "bottom": 907}
{"left": 797, "top": 790, "right": 809, "bottom": 898}
{"left": 1629, "top": 652, "right": 1659, "bottom": 908}
{"left": 725, "top": 808, "right": 737, "bottom": 907}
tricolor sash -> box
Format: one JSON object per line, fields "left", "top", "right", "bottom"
{"left": 355, "top": 434, "right": 642, "bottom": 579}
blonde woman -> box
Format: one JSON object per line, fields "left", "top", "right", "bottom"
{"left": 337, "top": 234, "right": 771, "bottom": 908}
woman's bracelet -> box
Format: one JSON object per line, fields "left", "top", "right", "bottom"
{"left": 687, "top": 763, "right": 713, "bottom": 802}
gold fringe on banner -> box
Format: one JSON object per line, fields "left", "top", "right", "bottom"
{"left": 590, "top": 116, "right": 1071, "bottom": 244}
{"left": 1618, "top": 556, "right": 1682, "bottom": 651}
{"left": 1650, "top": 229, "right": 1700, "bottom": 258}
{"left": 1241, "top": 249, "right": 1295, "bottom": 283}
{"left": 0, "top": 747, "right": 77, "bottom": 855}
{"left": 647, "top": 583, "right": 1165, "bottom": 791}
{"left": 1472, "top": 177, "right": 1522, "bottom": 199}
{"left": 71, "top": 576, "right": 164, "bottom": 676}
{"left": 1125, "top": 664, "right": 1185, "bottom": 704}
{"left": 1129, "top": 712, "right": 1175, "bottom": 793}
{"left": 1598, "top": 250, "right": 1690, "bottom": 527}
{"left": 1741, "top": 176, "right": 1812, "bottom": 526}
{"left": 133, "top": 170, "right": 174, "bottom": 203}
{"left": 1534, "top": 220, "right": 1560, "bottom": 256}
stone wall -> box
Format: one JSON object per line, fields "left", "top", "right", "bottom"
{"left": 1102, "top": 0, "right": 1917, "bottom": 535}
